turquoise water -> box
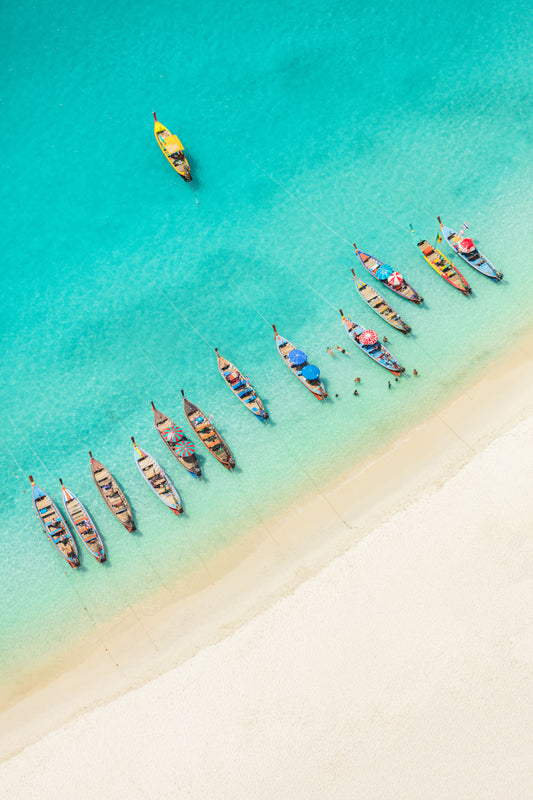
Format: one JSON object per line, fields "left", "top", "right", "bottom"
{"left": 1, "top": 0, "right": 532, "bottom": 700}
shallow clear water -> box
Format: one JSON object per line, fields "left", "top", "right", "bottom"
{"left": 1, "top": 0, "right": 532, "bottom": 695}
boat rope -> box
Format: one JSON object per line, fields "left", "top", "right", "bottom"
{"left": 133, "top": 342, "right": 179, "bottom": 396}
{"left": 0, "top": 430, "right": 26, "bottom": 479}
{"left": 283, "top": 262, "right": 339, "bottom": 312}
{"left": 246, "top": 153, "right": 413, "bottom": 242}
{"left": 228, "top": 276, "right": 272, "bottom": 328}
{"left": 139, "top": 267, "right": 214, "bottom": 352}
{"left": 191, "top": 184, "right": 200, "bottom": 206}
{"left": 4, "top": 412, "right": 55, "bottom": 479}
{"left": 121, "top": 372, "right": 152, "bottom": 404}
{"left": 27, "top": 375, "right": 89, "bottom": 451}
{"left": 246, "top": 155, "right": 353, "bottom": 245}
{"left": 358, "top": 194, "right": 410, "bottom": 235}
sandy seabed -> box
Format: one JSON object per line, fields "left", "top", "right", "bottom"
{"left": 1, "top": 338, "right": 532, "bottom": 799}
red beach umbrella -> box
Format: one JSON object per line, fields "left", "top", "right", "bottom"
{"left": 459, "top": 237, "right": 475, "bottom": 253}
{"left": 387, "top": 271, "right": 403, "bottom": 287}
{"left": 162, "top": 424, "right": 183, "bottom": 444}
{"left": 175, "top": 442, "right": 195, "bottom": 457}
{"left": 358, "top": 329, "right": 378, "bottom": 345}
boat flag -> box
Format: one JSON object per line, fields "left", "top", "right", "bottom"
{"left": 459, "top": 221, "right": 470, "bottom": 235}
{"left": 436, "top": 231, "right": 442, "bottom": 243}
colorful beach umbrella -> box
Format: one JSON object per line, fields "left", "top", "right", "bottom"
{"left": 376, "top": 265, "right": 393, "bottom": 280}
{"left": 358, "top": 329, "right": 378, "bottom": 345}
{"left": 288, "top": 348, "right": 307, "bottom": 366}
{"left": 459, "top": 237, "right": 475, "bottom": 253}
{"left": 162, "top": 424, "right": 183, "bottom": 444}
{"left": 175, "top": 442, "right": 195, "bottom": 457}
{"left": 387, "top": 271, "right": 403, "bottom": 287}
{"left": 301, "top": 364, "right": 320, "bottom": 381}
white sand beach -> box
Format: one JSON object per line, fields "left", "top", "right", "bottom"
{"left": 1, "top": 339, "right": 532, "bottom": 798}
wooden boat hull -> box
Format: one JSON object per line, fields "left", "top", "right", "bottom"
{"left": 89, "top": 453, "right": 136, "bottom": 532}
{"left": 339, "top": 311, "right": 405, "bottom": 376}
{"left": 152, "top": 402, "right": 201, "bottom": 478}
{"left": 215, "top": 349, "right": 268, "bottom": 420}
{"left": 132, "top": 438, "right": 183, "bottom": 515}
{"left": 437, "top": 219, "right": 503, "bottom": 281}
{"left": 411, "top": 226, "right": 471, "bottom": 295}
{"left": 352, "top": 271, "right": 411, "bottom": 333}
{"left": 30, "top": 477, "right": 80, "bottom": 568}
{"left": 153, "top": 113, "right": 192, "bottom": 182}
{"left": 353, "top": 244, "right": 423, "bottom": 304}
{"left": 273, "top": 326, "right": 327, "bottom": 400}
{"left": 61, "top": 481, "right": 106, "bottom": 563}
{"left": 181, "top": 392, "right": 235, "bottom": 470}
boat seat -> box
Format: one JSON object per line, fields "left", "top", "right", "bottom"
{"left": 244, "top": 396, "right": 256, "bottom": 404}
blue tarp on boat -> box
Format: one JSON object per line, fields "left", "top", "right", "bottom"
{"left": 301, "top": 364, "right": 320, "bottom": 380}
{"left": 288, "top": 348, "right": 307, "bottom": 365}
{"left": 376, "top": 265, "right": 393, "bottom": 280}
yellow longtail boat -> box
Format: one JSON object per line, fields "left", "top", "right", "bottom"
{"left": 153, "top": 112, "right": 192, "bottom": 182}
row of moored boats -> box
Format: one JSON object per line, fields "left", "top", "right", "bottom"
{"left": 30, "top": 119, "right": 504, "bottom": 568}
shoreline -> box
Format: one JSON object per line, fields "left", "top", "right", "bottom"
{"left": 1, "top": 329, "right": 532, "bottom": 762}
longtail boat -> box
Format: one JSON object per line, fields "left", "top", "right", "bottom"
{"left": 131, "top": 437, "right": 183, "bottom": 515}
{"left": 60, "top": 480, "right": 106, "bottom": 563}
{"left": 151, "top": 402, "right": 201, "bottom": 478}
{"left": 181, "top": 391, "right": 235, "bottom": 470}
{"left": 89, "top": 452, "right": 136, "bottom": 531}
{"left": 30, "top": 476, "right": 80, "bottom": 568}
{"left": 351, "top": 270, "right": 411, "bottom": 334}
{"left": 410, "top": 225, "right": 471, "bottom": 295}
{"left": 437, "top": 218, "right": 503, "bottom": 281}
{"left": 153, "top": 112, "right": 192, "bottom": 182}
{"left": 339, "top": 310, "right": 405, "bottom": 376}
{"left": 215, "top": 348, "right": 268, "bottom": 421}
{"left": 353, "top": 244, "right": 423, "bottom": 304}
{"left": 273, "top": 325, "right": 327, "bottom": 400}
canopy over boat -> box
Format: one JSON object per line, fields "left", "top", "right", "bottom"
{"left": 152, "top": 402, "right": 202, "bottom": 477}
{"left": 153, "top": 112, "right": 192, "bottom": 183}
{"left": 338, "top": 310, "right": 405, "bottom": 376}
{"left": 352, "top": 244, "right": 424, "bottom": 304}
{"left": 436, "top": 217, "right": 503, "bottom": 281}
{"left": 301, "top": 364, "right": 320, "bottom": 380}
{"left": 459, "top": 238, "right": 475, "bottom": 252}
{"left": 273, "top": 325, "right": 327, "bottom": 400}
{"left": 388, "top": 271, "right": 403, "bottom": 287}
{"left": 359, "top": 329, "right": 378, "bottom": 345}
{"left": 288, "top": 349, "right": 307, "bottom": 365}
{"left": 376, "top": 265, "right": 393, "bottom": 280}
{"left": 411, "top": 225, "right": 472, "bottom": 295}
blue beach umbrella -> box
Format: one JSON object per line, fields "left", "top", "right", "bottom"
{"left": 288, "top": 348, "right": 307, "bottom": 366}
{"left": 301, "top": 364, "right": 320, "bottom": 381}
{"left": 376, "top": 265, "right": 393, "bottom": 280}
